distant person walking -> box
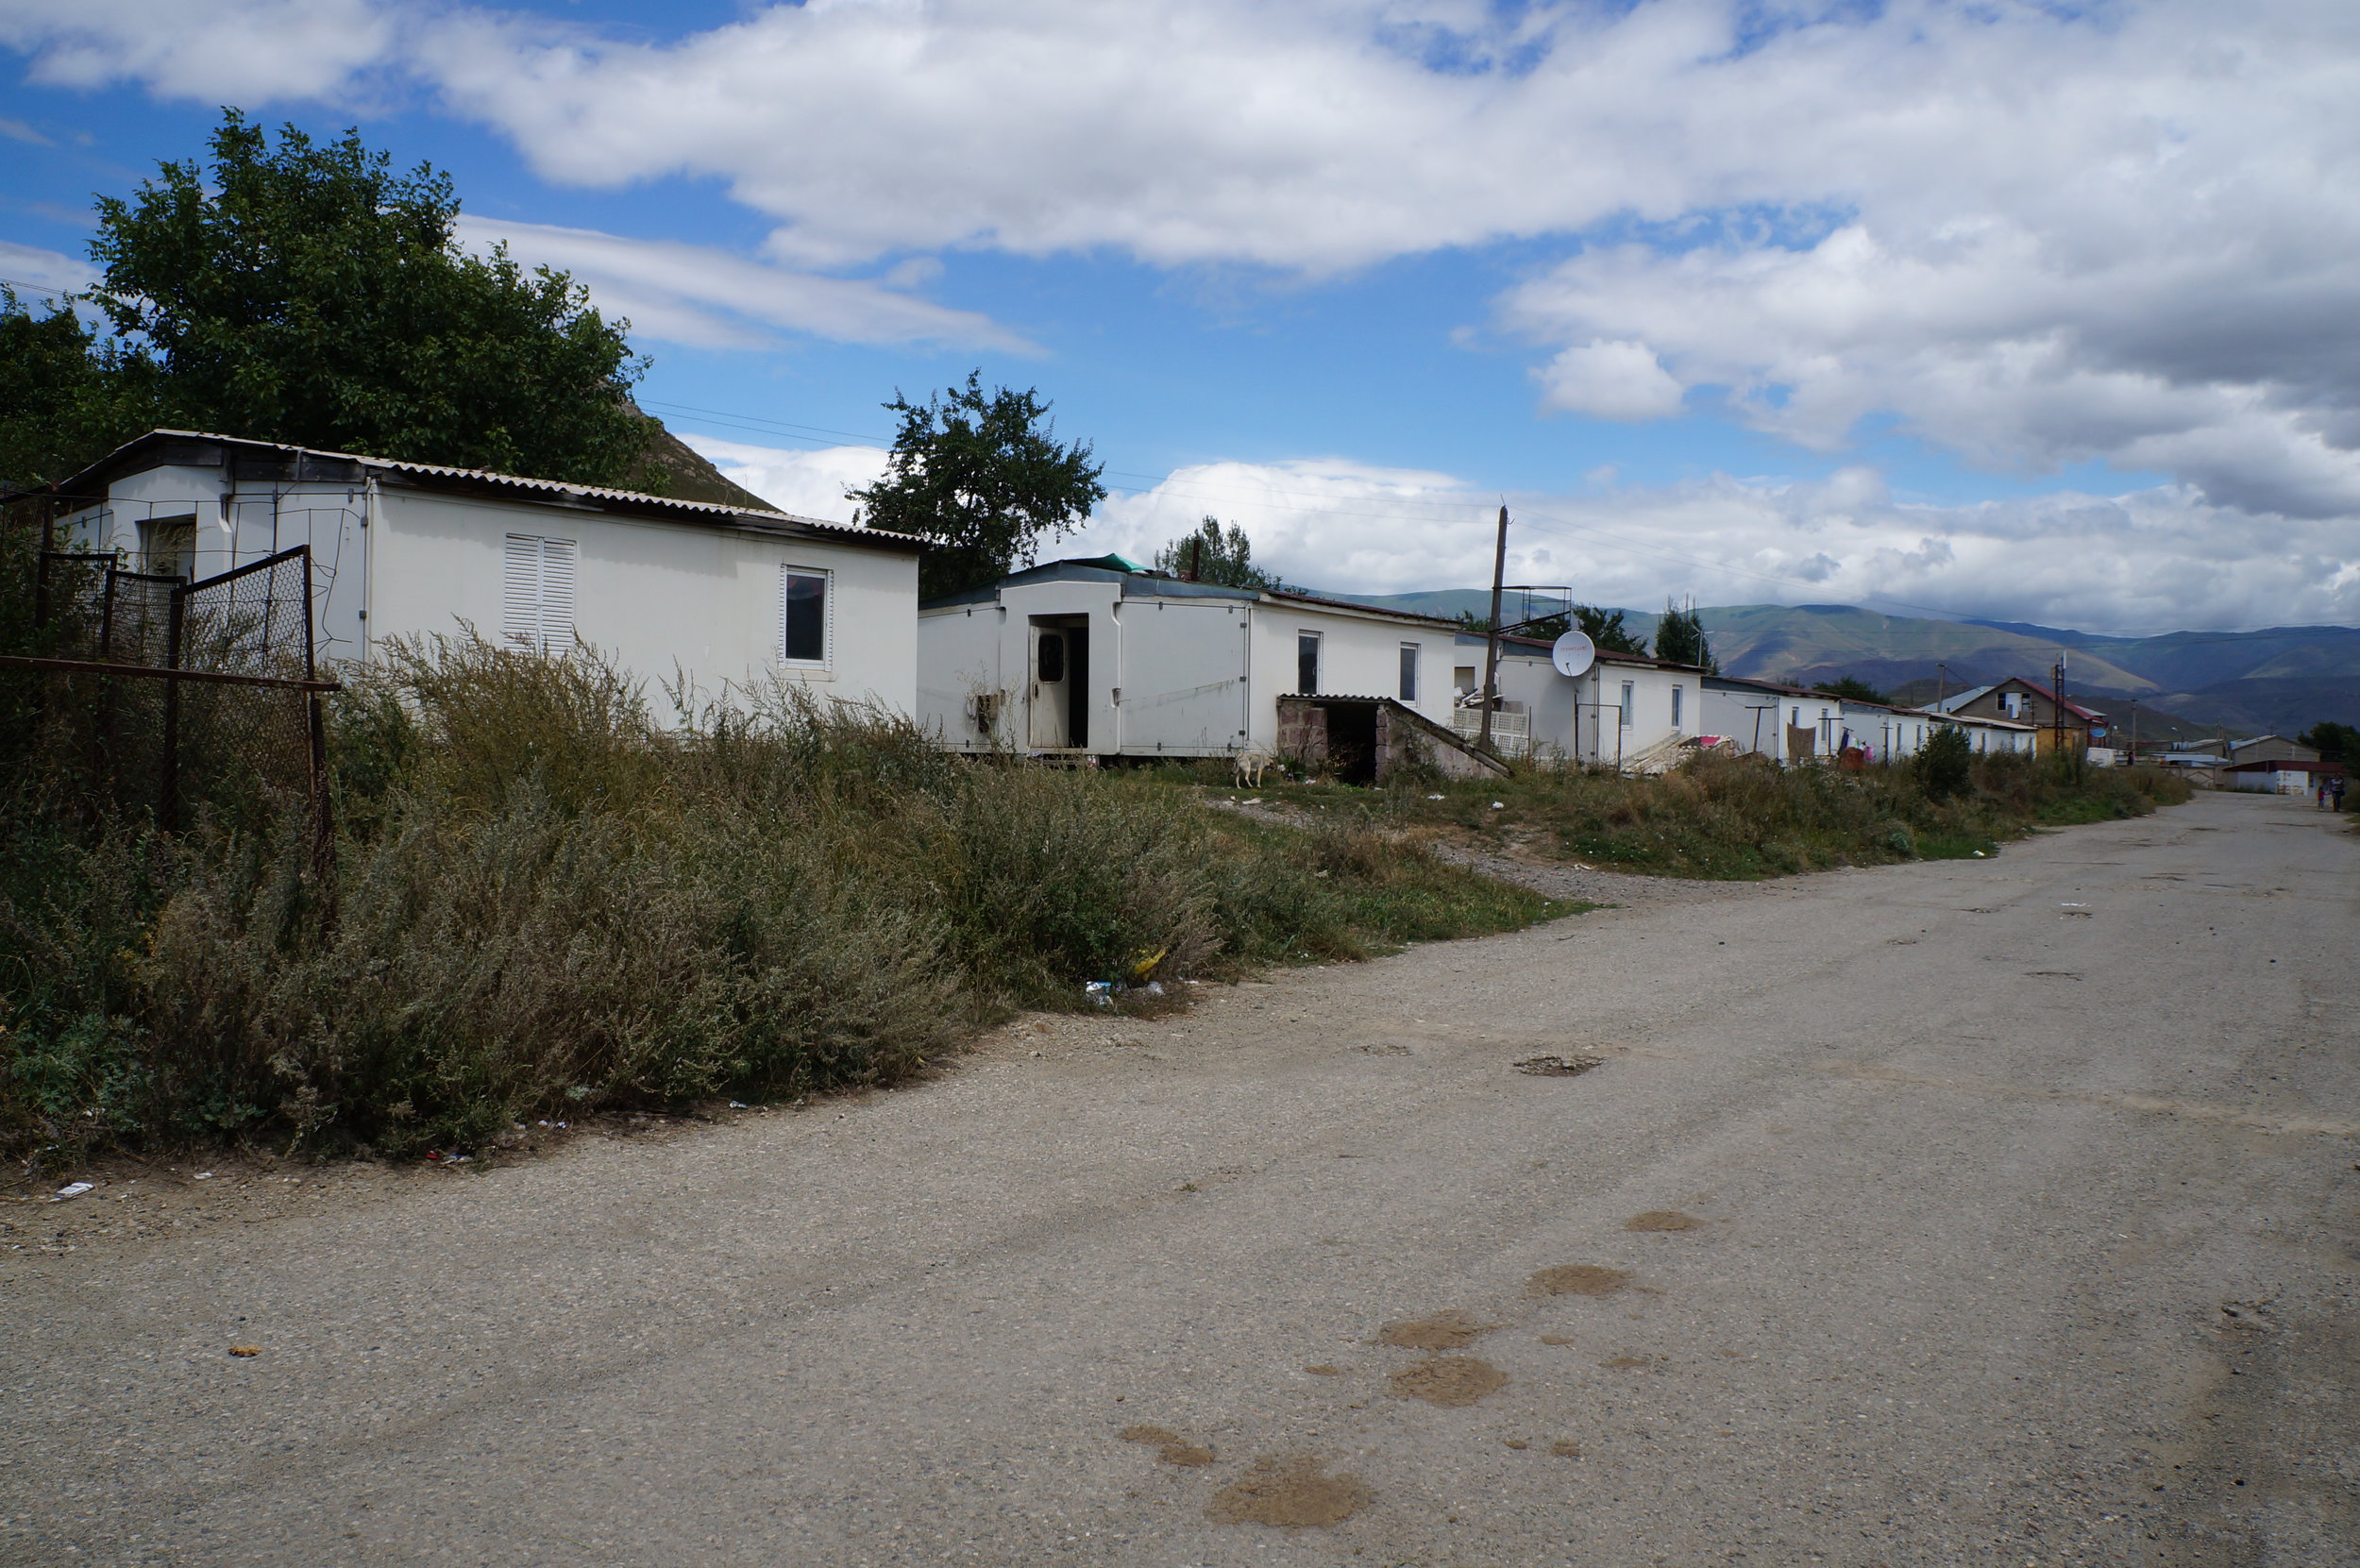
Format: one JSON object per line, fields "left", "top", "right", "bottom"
{"left": 2334, "top": 774, "right": 2347, "bottom": 812}
{"left": 2319, "top": 778, "right": 2333, "bottom": 809}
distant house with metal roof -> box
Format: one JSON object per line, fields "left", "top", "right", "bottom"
{"left": 1932, "top": 676, "right": 2106, "bottom": 755}
{"left": 919, "top": 557, "right": 1501, "bottom": 780}
{"left": 2227, "top": 734, "right": 2320, "bottom": 767}
{"left": 24, "top": 429, "right": 924, "bottom": 714}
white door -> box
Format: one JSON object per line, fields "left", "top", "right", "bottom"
{"left": 1029, "top": 624, "right": 1070, "bottom": 748}
{"left": 1118, "top": 600, "right": 1249, "bottom": 752}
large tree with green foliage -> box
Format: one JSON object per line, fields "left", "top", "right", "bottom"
{"left": 1, "top": 110, "right": 649, "bottom": 493}
{"left": 1575, "top": 604, "right": 1648, "bottom": 655}
{"left": 851, "top": 370, "right": 1106, "bottom": 599}
{"left": 1154, "top": 516, "right": 1290, "bottom": 591}
{"left": 1653, "top": 598, "right": 1718, "bottom": 671}
{"left": 2297, "top": 720, "right": 2358, "bottom": 764}
{"left": 0, "top": 288, "right": 171, "bottom": 493}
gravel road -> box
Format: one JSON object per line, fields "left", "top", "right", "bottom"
{"left": 4, "top": 789, "right": 2354, "bottom": 1566}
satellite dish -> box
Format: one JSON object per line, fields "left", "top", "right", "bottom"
{"left": 1550, "top": 629, "right": 1596, "bottom": 679}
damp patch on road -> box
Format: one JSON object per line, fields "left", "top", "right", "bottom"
{"left": 1625, "top": 1210, "right": 1704, "bottom": 1231}
{"left": 1205, "top": 1454, "right": 1374, "bottom": 1526}
{"left": 1304, "top": 1363, "right": 1345, "bottom": 1375}
{"left": 1121, "top": 1425, "right": 1216, "bottom": 1466}
{"left": 1376, "top": 1309, "right": 1494, "bottom": 1350}
{"left": 1514, "top": 1054, "right": 1605, "bottom": 1076}
{"left": 1388, "top": 1357, "right": 1508, "bottom": 1407}
{"left": 1530, "top": 1264, "right": 1632, "bottom": 1296}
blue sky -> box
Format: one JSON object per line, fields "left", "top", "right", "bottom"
{"left": 4, "top": 1, "right": 2356, "bottom": 633}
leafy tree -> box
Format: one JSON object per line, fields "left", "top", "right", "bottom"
{"left": 2, "top": 110, "right": 649, "bottom": 492}
{"left": 1154, "top": 516, "right": 1291, "bottom": 591}
{"left": 0, "top": 289, "right": 170, "bottom": 492}
{"left": 851, "top": 370, "right": 1106, "bottom": 599}
{"left": 1653, "top": 598, "right": 1718, "bottom": 671}
{"left": 2297, "top": 720, "right": 2358, "bottom": 764}
{"left": 1916, "top": 723, "right": 1974, "bottom": 800}
{"left": 1812, "top": 676, "right": 1893, "bottom": 705}
{"left": 1575, "top": 604, "right": 1649, "bottom": 655}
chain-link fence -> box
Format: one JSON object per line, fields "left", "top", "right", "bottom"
{"left": 7, "top": 538, "right": 337, "bottom": 871}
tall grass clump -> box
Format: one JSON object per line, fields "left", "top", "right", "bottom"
{"left": 3, "top": 624, "right": 1546, "bottom": 1165}
{"left": 1237, "top": 743, "right": 2193, "bottom": 881}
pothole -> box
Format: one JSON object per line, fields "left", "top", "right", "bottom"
{"left": 1205, "top": 1454, "right": 1374, "bottom": 1527}
{"left": 1388, "top": 1357, "right": 1508, "bottom": 1407}
{"left": 1514, "top": 1054, "right": 1605, "bottom": 1076}
{"left": 1530, "top": 1264, "right": 1631, "bottom": 1296}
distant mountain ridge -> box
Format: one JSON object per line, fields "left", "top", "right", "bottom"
{"left": 1323, "top": 591, "right": 2360, "bottom": 736}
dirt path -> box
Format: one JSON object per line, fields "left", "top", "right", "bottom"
{"left": 4, "top": 791, "right": 2354, "bottom": 1566}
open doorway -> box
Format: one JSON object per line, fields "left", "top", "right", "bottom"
{"left": 1027, "top": 615, "right": 1090, "bottom": 749}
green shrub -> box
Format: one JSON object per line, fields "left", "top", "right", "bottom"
{"left": 3, "top": 633, "right": 1548, "bottom": 1163}
{"left": 1916, "top": 724, "right": 1974, "bottom": 800}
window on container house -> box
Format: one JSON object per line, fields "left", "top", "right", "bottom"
{"left": 780, "top": 565, "right": 830, "bottom": 666}
{"left": 502, "top": 533, "right": 578, "bottom": 653}
{"left": 1671, "top": 683, "right": 1684, "bottom": 730}
{"left": 1619, "top": 680, "right": 1634, "bottom": 728}
{"left": 140, "top": 516, "right": 196, "bottom": 580}
{"left": 1398, "top": 643, "right": 1420, "bottom": 701}
{"left": 1297, "top": 631, "right": 1321, "bottom": 694}
{"left": 1453, "top": 665, "right": 1476, "bottom": 695}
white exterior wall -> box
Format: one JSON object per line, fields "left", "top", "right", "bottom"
{"left": 1482, "top": 646, "right": 1694, "bottom": 767}
{"left": 919, "top": 579, "right": 1127, "bottom": 751}
{"left": 368, "top": 485, "right": 915, "bottom": 711}
{"left": 918, "top": 578, "right": 1458, "bottom": 756}
{"left": 1949, "top": 717, "right": 2036, "bottom": 755}
{"left": 1844, "top": 702, "right": 1943, "bottom": 762}
{"left": 60, "top": 458, "right": 919, "bottom": 715}
{"left": 1702, "top": 683, "right": 1787, "bottom": 756}
{"left": 64, "top": 466, "right": 372, "bottom": 663}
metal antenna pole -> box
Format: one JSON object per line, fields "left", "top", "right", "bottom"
{"left": 1479, "top": 503, "right": 1508, "bottom": 751}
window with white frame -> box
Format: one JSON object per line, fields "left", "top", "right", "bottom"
{"left": 781, "top": 565, "right": 830, "bottom": 666}
{"left": 1296, "top": 632, "right": 1321, "bottom": 694}
{"left": 502, "top": 533, "right": 578, "bottom": 653}
{"left": 1671, "top": 683, "right": 1684, "bottom": 730}
{"left": 1619, "top": 680, "right": 1634, "bottom": 728}
{"left": 1398, "top": 643, "right": 1420, "bottom": 702}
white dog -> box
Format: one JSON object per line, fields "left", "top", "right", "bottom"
{"left": 1233, "top": 748, "right": 1275, "bottom": 788}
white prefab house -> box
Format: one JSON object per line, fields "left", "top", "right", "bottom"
{"left": 1703, "top": 675, "right": 1803, "bottom": 759}
{"left": 35, "top": 430, "right": 923, "bottom": 711}
{"left": 919, "top": 558, "right": 1469, "bottom": 767}
{"left": 1459, "top": 633, "right": 1707, "bottom": 768}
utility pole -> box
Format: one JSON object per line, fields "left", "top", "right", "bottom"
{"left": 2052, "top": 651, "right": 2067, "bottom": 767}
{"left": 2128, "top": 699, "right": 2138, "bottom": 761}
{"left": 1479, "top": 503, "right": 1509, "bottom": 751}
{"left": 1934, "top": 661, "right": 1948, "bottom": 712}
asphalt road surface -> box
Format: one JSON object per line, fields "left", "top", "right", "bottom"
{"left": 5, "top": 789, "right": 2355, "bottom": 1566}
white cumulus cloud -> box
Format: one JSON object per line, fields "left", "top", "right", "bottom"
{"left": 0, "top": 0, "right": 395, "bottom": 100}
{"left": 452, "top": 218, "right": 1028, "bottom": 352}
{"left": 676, "top": 434, "right": 889, "bottom": 525}
{"left": 7, "top": 0, "right": 2360, "bottom": 555}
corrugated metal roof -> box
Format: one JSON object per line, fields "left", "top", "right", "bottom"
{"left": 20, "top": 429, "right": 922, "bottom": 552}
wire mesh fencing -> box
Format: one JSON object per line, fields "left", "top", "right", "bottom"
{"left": 7, "top": 539, "right": 338, "bottom": 873}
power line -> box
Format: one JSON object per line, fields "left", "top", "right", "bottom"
{"left": 0, "top": 276, "right": 80, "bottom": 300}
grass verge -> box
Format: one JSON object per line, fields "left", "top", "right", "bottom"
{"left": 1160, "top": 747, "right": 2194, "bottom": 881}
{"left": 2, "top": 631, "right": 1548, "bottom": 1169}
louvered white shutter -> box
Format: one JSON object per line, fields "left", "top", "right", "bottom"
{"left": 538, "top": 537, "right": 577, "bottom": 651}
{"left": 502, "top": 535, "right": 542, "bottom": 649}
